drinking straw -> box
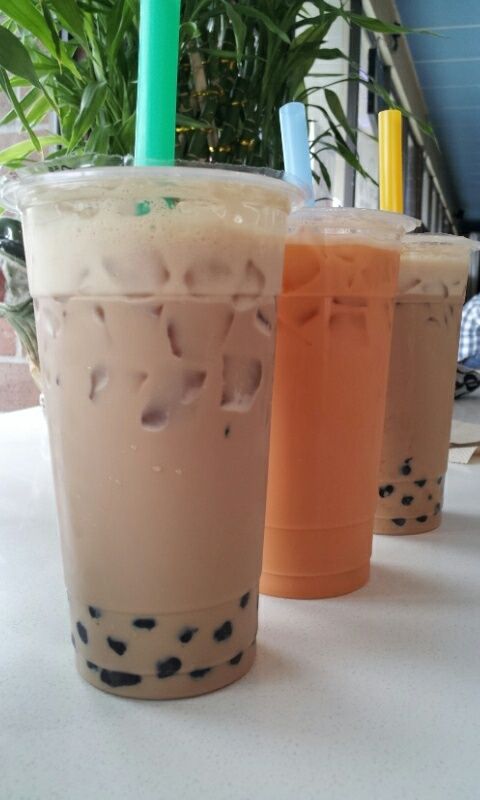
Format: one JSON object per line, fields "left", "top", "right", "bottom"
{"left": 280, "top": 102, "right": 315, "bottom": 206}
{"left": 134, "top": 0, "right": 181, "bottom": 166}
{"left": 378, "top": 109, "right": 404, "bottom": 213}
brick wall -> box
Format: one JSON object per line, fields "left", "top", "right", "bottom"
{"left": 0, "top": 90, "right": 41, "bottom": 412}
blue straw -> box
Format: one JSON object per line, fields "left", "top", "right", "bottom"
{"left": 279, "top": 102, "right": 315, "bottom": 206}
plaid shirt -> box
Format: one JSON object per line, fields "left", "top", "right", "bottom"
{"left": 458, "top": 295, "right": 480, "bottom": 360}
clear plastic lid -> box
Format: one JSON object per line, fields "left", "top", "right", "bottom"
{"left": 0, "top": 155, "right": 307, "bottom": 213}
{"left": 289, "top": 207, "right": 419, "bottom": 241}
{"left": 398, "top": 234, "right": 480, "bottom": 299}
{"left": 402, "top": 232, "right": 480, "bottom": 255}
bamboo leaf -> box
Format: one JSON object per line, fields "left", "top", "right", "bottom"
{"left": 0, "top": 0, "right": 56, "bottom": 55}
{"left": 40, "top": 0, "right": 62, "bottom": 62}
{"left": 47, "top": 0, "right": 87, "bottom": 45}
{"left": 0, "top": 87, "right": 40, "bottom": 127}
{"left": 69, "top": 82, "right": 108, "bottom": 149}
{"left": 0, "top": 27, "right": 42, "bottom": 88}
{"left": 0, "top": 134, "right": 66, "bottom": 165}
{"left": 348, "top": 14, "right": 431, "bottom": 36}
{"left": 220, "top": 1, "right": 246, "bottom": 61}
{"left": 233, "top": 5, "right": 291, "bottom": 44}
{"left": 0, "top": 68, "right": 40, "bottom": 151}
{"left": 313, "top": 48, "right": 346, "bottom": 60}
{"left": 311, "top": 153, "right": 332, "bottom": 191}
{"left": 324, "top": 87, "right": 355, "bottom": 139}
{"left": 176, "top": 112, "right": 211, "bottom": 130}
{"left": 24, "top": 92, "right": 52, "bottom": 128}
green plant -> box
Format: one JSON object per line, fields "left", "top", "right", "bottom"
{"left": 0, "top": 218, "right": 38, "bottom": 369}
{"left": 0, "top": 1, "right": 425, "bottom": 372}
{"left": 0, "top": 1, "right": 418, "bottom": 185}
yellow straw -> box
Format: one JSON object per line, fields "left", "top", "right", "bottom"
{"left": 378, "top": 109, "right": 403, "bottom": 213}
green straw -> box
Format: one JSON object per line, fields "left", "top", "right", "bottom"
{"left": 134, "top": 0, "right": 181, "bottom": 166}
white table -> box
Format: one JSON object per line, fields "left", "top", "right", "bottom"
{"left": 1, "top": 408, "right": 479, "bottom": 800}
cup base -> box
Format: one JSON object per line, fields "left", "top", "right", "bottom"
{"left": 75, "top": 640, "right": 256, "bottom": 700}
{"left": 259, "top": 563, "right": 370, "bottom": 599}
{"left": 374, "top": 512, "right": 442, "bottom": 536}
{"left": 68, "top": 587, "right": 258, "bottom": 700}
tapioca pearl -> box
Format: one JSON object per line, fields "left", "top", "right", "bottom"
{"left": 88, "top": 606, "right": 102, "bottom": 619}
{"left": 224, "top": 425, "right": 231, "bottom": 438}
{"left": 428, "top": 494, "right": 433, "bottom": 501}
{"left": 133, "top": 618, "right": 156, "bottom": 630}
{"left": 229, "top": 652, "right": 243, "bottom": 666}
{"left": 178, "top": 626, "right": 199, "bottom": 644}
{"left": 100, "top": 669, "right": 142, "bottom": 688}
{"left": 400, "top": 458, "right": 413, "bottom": 476}
{"left": 379, "top": 485, "right": 394, "bottom": 498}
{"left": 76, "top": 621, "right": 88, "bottom": 644}
{"left": 401, "top": 496, "right": 414, "bottom": 506}
{"left": 190, "top": 668, "right": 212, "bottom": 679}
{"left": 416, "top": 515, "right": 428, "bottom": 523}
{"left": 434, "top": 503, "right": 441, "bottom": 515}
{"left": 213, "top": 621, "right": 233, "bottom": 642}
{"left": 414, "top": 479, "right": 427, "bottom": 488}
{"left": 240, "top": 592, "right": 250, "bottom": 609}
{"left": 437, "top": 477, "right": 443, "bottom": 485}
{"left": 157, "top": 657, "right": 182, "bottom": 679}
{"left": 86, "top": 661, "right": 99, "bottom": 671}
{"left": 392, "top": 518, "right": 406, "bottom": 527}
{"left": 107, "top": 636, "right": 127, "bottom": 656}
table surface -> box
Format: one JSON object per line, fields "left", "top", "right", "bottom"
{"left": 1, "top": 407, "right": 480, "bottom": 800}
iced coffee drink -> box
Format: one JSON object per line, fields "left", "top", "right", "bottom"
{"left": 375, "top": 234, "right": 478, "bottom": 535}
{"left": 7, "top": 164, "right": 301, "bottom": 698}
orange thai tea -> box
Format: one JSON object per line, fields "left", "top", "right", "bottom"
{"left": 261, "top": 209, "right": 417, "bottom": 599}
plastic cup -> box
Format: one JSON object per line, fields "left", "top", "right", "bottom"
{"left": 375, "top": 234, "right": 480, "bottom": 535}
{"left": 261, "top": 208, "right": 417, "bottom": 599}
{"left": 2, "top": 161, "right": 303, "bottom": 698}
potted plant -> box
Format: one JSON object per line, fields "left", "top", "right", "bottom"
{"left": 0, "top": 0, "right": 417, "bottom": 378}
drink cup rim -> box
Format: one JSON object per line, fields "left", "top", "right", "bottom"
{"left": 0, "top": 154, "right": 308, "bottom": 213}
{"left": 402, "top": 232, "right": 480, "bottom": 253}
{"left": 289, "top": 206, "right": 419, "bottom": 238}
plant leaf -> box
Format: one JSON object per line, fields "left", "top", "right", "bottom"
{"left": 0, "top": 27, "right": 42, "bottom": 88}
{"left": 0, "top": 0, "right": 56, "bottom": 55}
{"left": 220, "top": 1, "right": 246, "bottom": 61}
{"left": 313, "top": 48, "right": 346, "bottom": 60}
{"left": 40, "top": 0, "right": 62, "bottom": 62}
{"left": 324, "top": 88, "right": 355, "bottom": 139}
{"left": 176, "top": 112, "right": 211, "bottom": 130}
{"left": 0, "top": 134, "right": 65, "bottom": 166}
{"left": 69, "top": 82, "right": 108, "bottom": 149}
{"left": 47, "top": 0, "right": 87, "bottom": 45}
{"left": 0, "top": 87, "right": 40, "bottom": 127}
{"left": 348, "top": 14, "right": 429, "bottom": 35}
{"left": 0, "top": 68, "right": 40, "bottom": 151}
{"left": 234, "top": 5, "right": 291, "bottom": 44}
{"left": 311, "top": 152, "right": 332, "bottom": 191}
